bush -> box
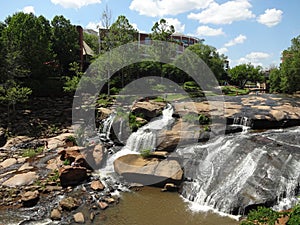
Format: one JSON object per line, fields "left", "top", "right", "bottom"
{"left": 140, "top": 149, "right": 152, "bottom": 158}
{"left": 22, "top": 146, "right": 44, "bottom": 158}
{"left": 241, "top": 206, "right": 280, "bottom": 225}
{"left": 288, "top": 204, "right": 300, "bottom": 225}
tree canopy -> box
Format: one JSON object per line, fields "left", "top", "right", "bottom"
{"left": 228, "top": 64, "right": 263, "bottom": 89}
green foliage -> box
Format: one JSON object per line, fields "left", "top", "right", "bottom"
{"left": 22, "top": 146, "right": 44, "bottom": 158}
{"left": 240, "top": 206, "right": 280, "bottom": 225}
{"left": 222, "top": 86, "right": 250, "bottom": 96}
{"left": 51, "top": 15, "right": 79, "bottom": 75}
{"left": 182, "top": 113, "right": 199, "bottom": 124}
{"left": 0, "top": 81, "right": 32, "bottom": 111}
{"left": 269, "top": 67, "right": 282, "bottom": 93}
{"left": 63, "top": 159, "right": 71, "bottom": 166}
{"left": 186, "top": 43, "right": 228, "bottom": 81}
{"left": 150, "top": 19, "right": 175, "bottom": 41}
{"left": 97, "top": 94, "right": 115, "bottom": 107}
{"left": 182, "top": 113, "right": 210, "bottom": 125}
{"left": 129, "top": 113, "right": 143, "bottom": 132}
{"left": 288, "top": 204, "right": 300, "bottom": 225}
{"left": 2, "top": 12, "right": 53, "bottom": 80}
{"left": 63, "top": 62, "right": 83, "bottom": 92}
{"left": 65, "top": 135, "right": 77, "bottom": 146}
{"left": 228, "top": 64, "right": 264, "bottom": 89}
{"left": 140, "top": 149, "right": 152, "bottom": 158}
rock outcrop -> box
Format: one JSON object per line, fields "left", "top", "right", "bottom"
{"left": 131, "top": 100, "right": 166, "bottom": 120}
{"left": 114, "top": 154, "right": 183, "bottom": 187}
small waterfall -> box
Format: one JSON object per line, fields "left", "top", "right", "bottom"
{"left": 100, "top": 113, "right": 116, "bottom": 140}
{"left": 123, "top": 103, "right": 174, "bottom": 153}
{"left": 233, "top": 116, "right": 252, "bottom": 127}
{"left": 100, "top": 103, "right": 174, "bottom": 173}
{"left": 178, "top": 127, "right": 300, "bottom": 214}
{"left": 232, "top": 116, "right": 252, "bottom": 133}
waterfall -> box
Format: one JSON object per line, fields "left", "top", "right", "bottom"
{"left": 100, "top": 103, "right": 175, "bottom": 173}
{"left": 123, "top": 103, "right": 174, "bottom": 153}
{"left": 178, "top": 127, "right": 300, "bottom": 214}
{"left": 233, "top": 116, "right": 252, "bottom": 127}
{"left": 100, "top": 113, "right": 116, "bottom": 140}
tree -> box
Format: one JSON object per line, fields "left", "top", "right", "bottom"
{"left": 150, "top": 19, "right": 175, "bottom": 41}
{"left": 269, "top": 67, "right": 281, "bottom": 93}
{"left": 228, "top": 64, "right": 263, "bottom": 89}
{"left": 51, "top": 15, "right": 79, "bottom": 75}
{"left": 186, "top": 43, "right": 228, "bottom": 81}
{"left": 279, "top": 35, "right": 300, "bottom": 93}
{"left": 2, "top": 12, "right": 53, "bottom": 80}
{"left": 0, "top": 80, "right": 32, "bottom": 118}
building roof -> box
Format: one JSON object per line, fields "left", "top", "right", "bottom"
{"left": 83, "top": 40, "right": 94, "bottom": 56}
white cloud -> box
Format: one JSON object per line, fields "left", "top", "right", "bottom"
{"left": 217, "top": 47, "right": 228, "bottom": 55}
{"left": 236, "top": 51, "right": 270, "bottom": 66}
{"left": 22, "top": 6, "right": 35, "bottom": 14}
{"left": 225, "top": 34, "right": 247, "bottom": 47}
{"left": 86, "top": 21, "right": 101, "bottom": 31}
{"left": 188, "top": 0, "right": 255, "bottom": 25}
{"left": 195, "top": 25, "right": 224, "bottom": 36}
{"left": 165, "top": 18, "right": 185, "bottom": 33}
{"left": 51, "top": 0, "right": 101, "bottom": 9}
{"left": 257, "top": 8, "right": 283, "bottom": 27}
{"left": 129, "top": 0, "right": 213, "bottom": 17}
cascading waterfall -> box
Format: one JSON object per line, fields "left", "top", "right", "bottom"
{"left": 100, "top": 103, "right": 174, "bottom": 173}
{"left": 122, "top": 103, "right": 174, "bottom": 153}
{"left": 100, "top": 113, "right": 116, "bottom": 140}
{"left": 178, "top": 127, "right": 300, "bottom": 214}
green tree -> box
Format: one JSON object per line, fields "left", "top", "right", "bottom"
{"left": 150, "top": 18, "right": 175, "bottom": 41}
{"left": 2, "top": 12, "right": 52, "bottom": 80}
{"left": 228, "top": 63, "right": 263, "bottom": 89}
{"left": 269, "top": 67, "right": 281, "bottom": 93}
{"left": 0, "top": 81, "right": 32, "bottom": 114}
{"left": 187, "top": 43, "right": 228, "bottom": 81}
{"left": 51, "top": 15, "right": 79, "bottom": 75}
{"left": 279, "top": 36, "right": 300, "bottom": 93}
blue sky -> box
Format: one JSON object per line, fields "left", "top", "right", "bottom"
{"left": 1, "top": 0, "right": 300, "bottom": 68}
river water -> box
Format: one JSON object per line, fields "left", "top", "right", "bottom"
{"left": 99, "top": 187, "right": 239, "bottom": 225}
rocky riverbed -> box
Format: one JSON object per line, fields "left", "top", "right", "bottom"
{"left": 0, "top": 94, "right": 299, "bottom": 224}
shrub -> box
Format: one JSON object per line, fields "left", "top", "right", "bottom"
{"left": 288, "top": 204, "right": 300, "bottom": 225}
{"left": 140, "top": 149, "right": 152, "bottom": 158}
{"left": 22, "top": 146, "right": 44, "bottom": 158}
{"left": 241, "top": 206, "right": 280, "bottom": 225}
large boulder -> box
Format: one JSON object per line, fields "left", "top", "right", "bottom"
{"left": 59, "top": 166, "right": 88, "bottom": 187}
{"left": 131, "top": 101, "right": 166, "bottom": 120}
{"left": 114, "top": 154, "right": 183, "bottom": 187}
{"left": 157, "top": 119, "right": 199, "bottom": 152}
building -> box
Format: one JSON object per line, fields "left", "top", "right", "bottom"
{"left": 77, "top": 26, "right": 95, "bottom": 71}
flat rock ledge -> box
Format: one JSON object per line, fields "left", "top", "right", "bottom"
{"left": 114, "top": 154, "right": 183, "bottom": 187}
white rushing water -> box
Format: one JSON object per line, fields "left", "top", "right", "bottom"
{"left": 178, "top": 127, "right": 300, "bottom": 214}
{"left": 100, "top": 103, "right": 174, "bottom": 174}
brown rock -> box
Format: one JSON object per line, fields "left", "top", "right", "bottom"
{"left": 50, "top": 208, "right": 62, "bottom": 220}
{"left": 73, "top": 212, "right": 85, "bottom": 223}
{"left": 98, "top": 201, "right": 109, "bottom": 210}
{"left": 0, "top": 158, "right": 17, "bottom": 169}
{"left": 114, "top": 154, "right": 183, "bottom": 186}
{"left": 21, "top": 190, "right": 39, "bottom": 207}
{"left": 2, "top": 171, "right": 38, "bottom": 187}
{"left": 59, "top": 166, "right": 88, "bottom": 187}
{"left": 132, "top": 101, "right": 166, "bottom": 119}
{"left": 59, "top": 197, "right": 80, "bottom": 211}
{"left": 90, "top": 180, "right": 105, "bottom": 191}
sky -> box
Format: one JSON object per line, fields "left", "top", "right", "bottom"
{"left": 1, "top": 0, "right": 300, "bottom": 69}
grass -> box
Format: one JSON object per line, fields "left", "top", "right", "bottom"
{"left": 222, "top": 86, "right": 250, "bottom": 96}
{"left": 22, "top": 146, "right": 44, "bottom": 158}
